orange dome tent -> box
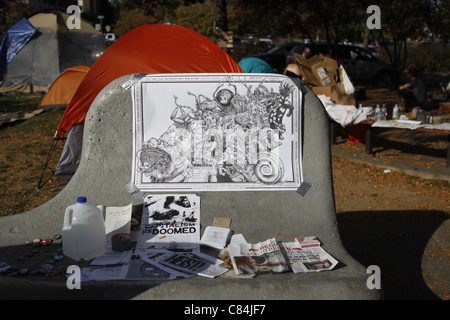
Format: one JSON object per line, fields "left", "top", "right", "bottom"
{"left": 38, "top": 24, "right": 243, "bottom": 188}
{"left": 39, "top": 65, "right": 90, "bottom": 109}
{"left": 56, "top": 24, "right": 243, "bottom": 138}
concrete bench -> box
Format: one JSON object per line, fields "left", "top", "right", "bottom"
{"left": 0, "top": 74, "right": 381, "bottom": 300}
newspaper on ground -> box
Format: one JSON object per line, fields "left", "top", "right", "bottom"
{"left": 229, "top": 238, "right": 290, "bottom": 275}
{"left": 279, "top": 241, "right": 339, "bottom": 273}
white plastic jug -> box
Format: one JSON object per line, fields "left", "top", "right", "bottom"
{"left": 62, "top": 196, "right": 106, "bottom": 261}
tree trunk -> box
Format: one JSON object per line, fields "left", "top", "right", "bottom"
{"left": 216, "top": 0, "right": 228, "bottom": 31}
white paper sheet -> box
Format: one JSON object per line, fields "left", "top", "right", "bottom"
{"left": 131, "top": 73, "right": 303, "bottom": 192}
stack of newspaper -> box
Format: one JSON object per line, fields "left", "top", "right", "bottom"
{"left": 228, "top": 236, "right": 338, "bottom": 275}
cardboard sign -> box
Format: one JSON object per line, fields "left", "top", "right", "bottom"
{"left": 212, "top": 217, "right": 231, "bottom": 229}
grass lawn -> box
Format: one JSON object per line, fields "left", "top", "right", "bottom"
{"left": 0, "top": 93, "right": 68, "bottom": 216}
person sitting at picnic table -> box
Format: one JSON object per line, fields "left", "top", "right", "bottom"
{"left": 398, "top": 68, "right": 426, "bottom": 111}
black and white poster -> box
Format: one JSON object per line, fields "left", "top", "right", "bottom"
{"left": 136, "top": 194, "right": 200, "bottom": 250}
{"left": 132, "top": 74, "right": 303, "bottom": 192}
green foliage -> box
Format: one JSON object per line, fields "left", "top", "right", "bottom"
{"left": 110, "top": 0, "right": 185, "bottom": 35}
{"left": 406, "top": 45, "right": 450, "bottom": 73}
{"left": 423, "top": 0, "right": 450, "bottom": 43}
{"left": 171, "top": 0, "right": 216, "bottom": 36}
{"left": 0, "top": 0, "right": 34, "bottom": 39}
{"left": 113, "top": 0, "right": 180, "bottom": 16}
{"left": 113, "top": 8, "right": 163, "bottom": 36}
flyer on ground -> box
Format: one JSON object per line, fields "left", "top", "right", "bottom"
{"left": 131, "top": 73, "right": 303, "bottom": 192}
{"left": 136, "top": 194, "right": 201, "bottom": 250}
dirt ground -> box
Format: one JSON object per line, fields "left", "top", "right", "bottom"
{"left": 333, "top": 152, "right": 450, "bottom": 221}
{"left": 332, "top": 84, "right": 450, "bottom": 221}
{"left": 331, "top": 83, "right": 450, "bottom": 300}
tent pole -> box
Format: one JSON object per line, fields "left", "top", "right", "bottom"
{"left": 36, "top": 136, "right": 64, "bottom": 191}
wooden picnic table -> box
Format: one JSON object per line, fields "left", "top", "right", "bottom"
{"left": 329, "top": 119, "right": 450, "bottom": 169}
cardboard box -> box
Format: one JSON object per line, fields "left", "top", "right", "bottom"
{"left": 214, "top": 30, "right": 233, "bottom": 48}
{"left": 322, "top": 56, "right": 339, "bottom": 83}
{"left": 295, "top": 54, "right": 335, "bottom": 87}
{"left": 295, "top": 53, "right": 354, "bottom": 105}
{"left": 311, "top": 83, "right": 355, "bottom": 106}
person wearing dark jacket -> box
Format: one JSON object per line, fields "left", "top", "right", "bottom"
{"left": 399, "top": 68, "right": 426, "bottom": 111}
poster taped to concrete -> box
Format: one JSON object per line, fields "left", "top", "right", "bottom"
{"left": 131, "top": 73, "right": 303, "bottom": 192}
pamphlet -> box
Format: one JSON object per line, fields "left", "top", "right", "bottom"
{"left": 136, "top": 194, "right": 201, "bottom": 250}
{"left": 98, "top": 202, "right": 133, "bottom": 242}
{"left": 88, "top": 264, "right": 129, "bottom": 281}
{"left": 200, "top": 226, "right": 234, "bottom": 249}
{"left": 138, "top": 249, "right": 195, "bottom": 278}
{"left": 229, "top": 233, "right": 248, "bottom": 245}
{"left": 123, "top": 252, "right": 177, "bottom": 280}
{"left": 158, "top": 252, "right": 229, "bottom": 278}
{"left": 90, "top": 243, "right": 132, "bottom": 266}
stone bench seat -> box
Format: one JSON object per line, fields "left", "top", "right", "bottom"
{"left": 0, "top": 74, "right": 382, "bottom": 300}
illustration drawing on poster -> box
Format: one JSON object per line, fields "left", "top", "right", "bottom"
{"left": 132, "top": 73, "right": 303, "bottom": 191}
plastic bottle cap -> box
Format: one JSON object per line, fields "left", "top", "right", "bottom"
{"left": 76, "top": 197, "right": 87, "bottom": 203}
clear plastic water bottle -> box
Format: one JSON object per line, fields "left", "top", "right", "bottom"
{"left": 417, "top": 108, "right": 424, "bottom": 122}
{"left": 380, "top": 105, "right": 387, "bottom": 120}
{"left": 392, "top": 104, "right": 399, "bottom": 120}
{"left": 374, "top": 105, "right": 381, "bottom": 121}
{"left": 61, "top": 197, "right": 106, "bottom": 261}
